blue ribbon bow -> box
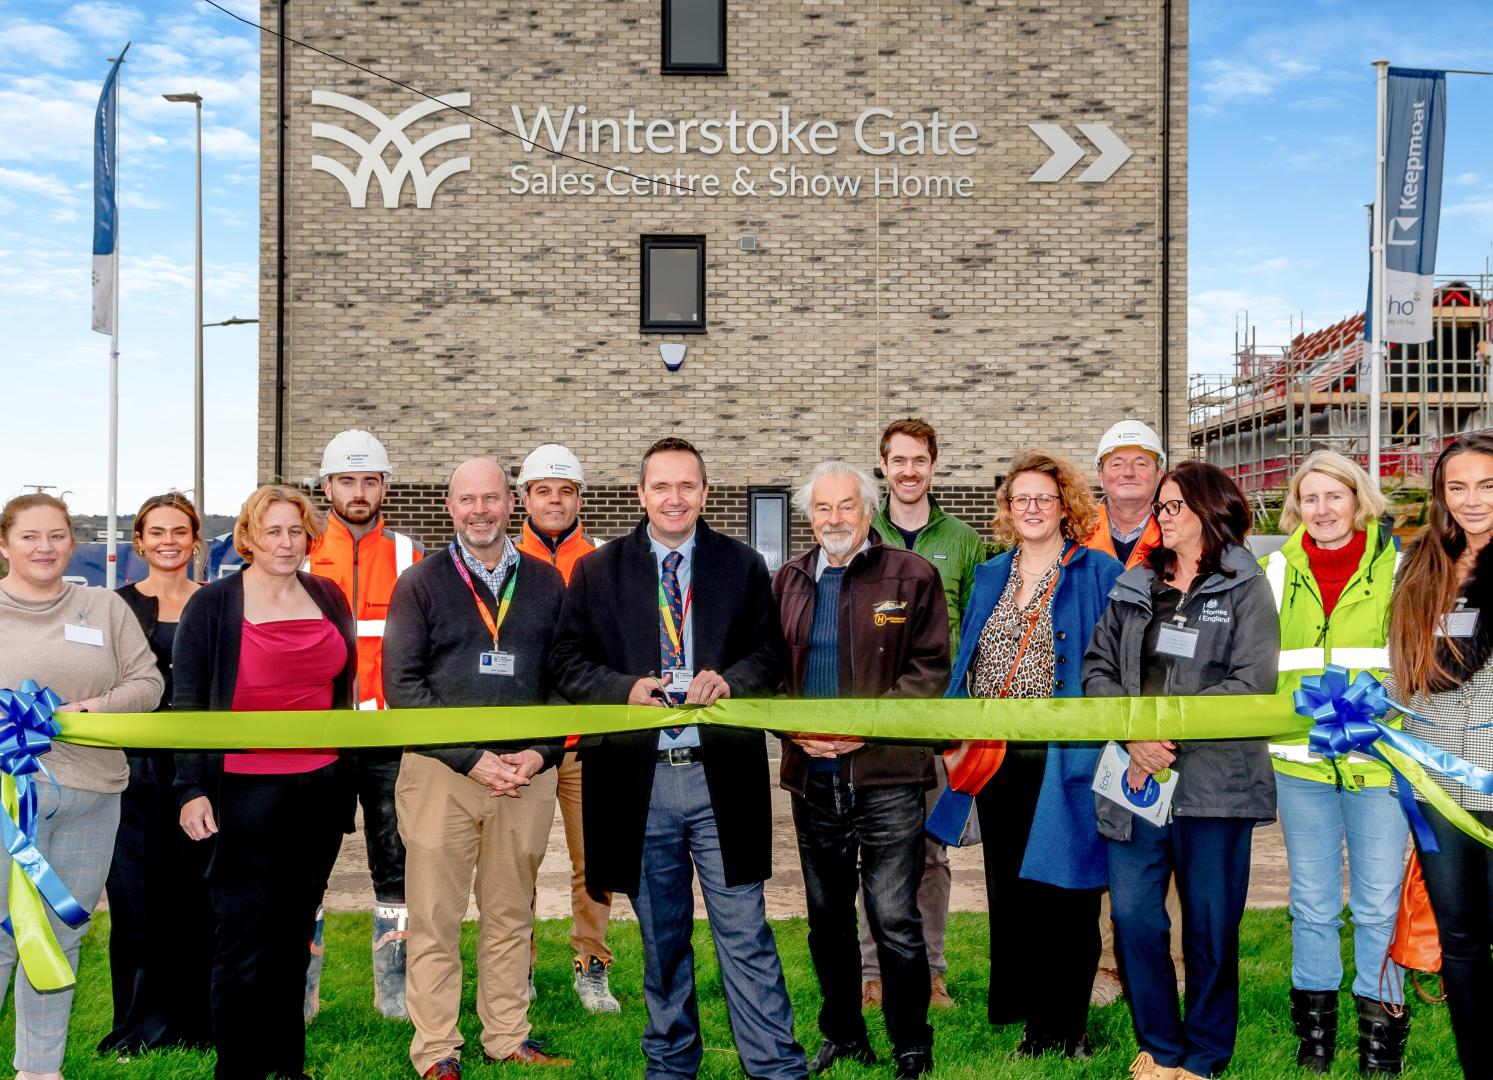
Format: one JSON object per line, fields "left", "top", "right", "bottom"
{"left": 1294, "top": 665, "right": 1493, "bottom": 853}
{"left": 0, "top": 682, "right": 89, "bottom": 933}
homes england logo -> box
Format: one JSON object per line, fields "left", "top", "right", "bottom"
{"left": 310, "top": 91, "right": 472, "bottom": 208}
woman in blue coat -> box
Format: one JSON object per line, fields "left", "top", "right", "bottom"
{"left": 945, "top": 450, "right": 1123, "bottom": 1059}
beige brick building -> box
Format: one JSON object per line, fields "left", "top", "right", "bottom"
{"left": 259, "top": 0, "right": 1187, "bottom": 556}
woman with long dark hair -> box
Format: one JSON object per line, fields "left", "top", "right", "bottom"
{"left": 1386, "top": 434, "right": 1493, "bottom": 1080}
{"left": 1083, "top": 460, "right": 1279, "bottom": 1080}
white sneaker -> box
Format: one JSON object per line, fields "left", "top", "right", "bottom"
{"left": 572, "top": 955, "right": 621, "bottom": 1014}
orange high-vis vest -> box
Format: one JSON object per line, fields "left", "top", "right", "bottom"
{"left": 307, "top": 515, "right": 421, "bottom": 709}
{"left": 1083, "top": 503, "right": 1163, "bottom": 570}
{"left": 515, "top": 518, "right": 596, "bottom": 585}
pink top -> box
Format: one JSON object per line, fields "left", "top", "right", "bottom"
{"left": 225, "top": 617, "right": 345, "bottom": 775}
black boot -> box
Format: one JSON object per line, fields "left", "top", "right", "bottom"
{"left": 1290, "top": 988, "right": 1338, "bottom": 1073}
{"left": 808, "top": 1037, "right": 877, "bottom": 1074}
{"left": 1355, "top": 994, "right": 1410, "bottom": 1076}
{"left": 892, "top": 1045, "right": 933, "bottom": 1078}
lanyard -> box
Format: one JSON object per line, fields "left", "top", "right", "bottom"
{"left": 449, "top": 542, "right": 517, "bottom": 647}
{"left": 657, "top": 578, "right": 693, "bottom": 658}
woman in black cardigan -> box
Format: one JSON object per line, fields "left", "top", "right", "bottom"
{"left": 174, "top": 485, "right": 357, "bottom": 1080}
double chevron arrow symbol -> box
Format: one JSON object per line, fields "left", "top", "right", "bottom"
{"left": 1027, "top": 123, "right": 1133, "bottom": 183}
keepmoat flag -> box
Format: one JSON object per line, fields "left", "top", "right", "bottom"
{"left": 92, "top": 44, "right": 127, "bottom": 335}
{"left": 1379, "top": 67, "right": 1446, "bottom": 344}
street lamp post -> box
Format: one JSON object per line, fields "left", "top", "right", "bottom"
{"left": 164, "top": 91, "right": 203, "bottom": 521}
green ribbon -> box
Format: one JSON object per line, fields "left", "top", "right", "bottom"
{"left": 57, "top": 694, "right": 1315, "bottom": 750}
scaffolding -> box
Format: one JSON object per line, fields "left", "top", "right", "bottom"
{"left": 1189, "top": 274, "right": 1493, "bottom": 502}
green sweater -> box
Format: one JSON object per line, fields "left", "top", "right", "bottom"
{"left": 872, "top": 494, "right": 984, "bottom": 652}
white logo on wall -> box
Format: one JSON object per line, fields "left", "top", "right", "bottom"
{"left": 310, "top": 92, "right": 472, "bottom": 208}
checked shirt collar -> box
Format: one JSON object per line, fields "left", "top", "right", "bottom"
{"left": 455, "top": 533, "right": 519, "bottom": 597}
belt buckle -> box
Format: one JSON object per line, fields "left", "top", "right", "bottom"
{"left": 664, "top": 746, "right": 693, "bottom": 766}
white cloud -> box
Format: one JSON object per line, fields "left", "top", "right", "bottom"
{"left": 1454, "top": 172, "right": 1484, "bottom": 187}
{"left": 0, "top": 165, "right": 78, "bottom": 201}
{"left": 0, "top": 24, "right": 82, "bottom": 67}
{"left": 120, "top": 189, "right": 164, "bottom": 209}
{"left": 63, "top": 3, "right": 144, "bottom": 40}
{"left": 201, "top": 125, "right": 257, "bottom": 157}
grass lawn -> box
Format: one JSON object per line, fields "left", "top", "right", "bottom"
{"left": 3, "top": 909, "right": 1458, "bottom": 1079}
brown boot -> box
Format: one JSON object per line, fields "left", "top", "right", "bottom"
{"left": 861, "top": 979, "right": 883, "bottom": 1008}
{"left": 929, "top": 973, "right": 954, "bottom": 1008}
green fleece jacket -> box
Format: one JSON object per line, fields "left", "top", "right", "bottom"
{"left": 872, "top": 494, "right": 984, "bottom": 652}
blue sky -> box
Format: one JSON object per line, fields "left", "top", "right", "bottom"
{"left": 1, "top": 0, "right": 1491, "bottom": 514}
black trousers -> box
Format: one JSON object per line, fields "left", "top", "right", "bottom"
{"left": 1416, "top": 802, "right": 1493, "bottom": 1080}
{"left": 352, "top": 750, "right": 405, "bottom": 904}
{"left": 792, "top": 774, "right": 932, "bottom": 1054}
{"left": 975, "top": 745, "right": 1102, "bottom": 1045}
{"left": 209, "top": 766, "right": 350, "bottom": 1080}
{"left": 99, "top": 753, "right": 214, "bottom": 1053}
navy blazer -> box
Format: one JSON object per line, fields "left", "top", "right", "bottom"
{"left": 550, "top": 516, "right": 787, "bottom": 896}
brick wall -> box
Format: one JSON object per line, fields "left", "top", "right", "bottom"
{"left": 260, "top": 1, "right": 1188, "bottom": 495}
{"left": 356, "top": 481, "right": 1000, "bottom": 561}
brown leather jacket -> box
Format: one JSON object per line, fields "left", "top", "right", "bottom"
{"left": 772, "top": 535, "right": 950, "bottom": 794}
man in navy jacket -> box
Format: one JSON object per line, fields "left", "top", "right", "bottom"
{"left": 551, "top": 437, "right": 805, "bottom": 1080}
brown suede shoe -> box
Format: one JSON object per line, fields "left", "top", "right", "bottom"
{"left": 488, "top": 1039, "right": 573, "bottom": 1067}
{"left": 929, "top": 974, "right": 954, "bottom": 1008}
{"left": 862, "top": 979, "right": 883, "bottom": 1008}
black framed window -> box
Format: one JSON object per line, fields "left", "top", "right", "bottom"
{"left": 641, "top": 235, "right": 706, "bottom": 333}
{"left": 662, "top": 0, "right": 726, "bottom": 75}
{"left": 748, "top": 488, "right": 790, "bottom": 572}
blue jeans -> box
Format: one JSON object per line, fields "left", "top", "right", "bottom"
{"left": 1276, "top": 772, "right": 1408, "bottom": 1000}
{"left": 631, "top": 762, "right": 806, "bottom": 1080}
{"left": 1108, "top": 816, "right": 1254, "bottom": 1078}
{"left": 793, "top": 775, "right": 931, "bottom": 1054}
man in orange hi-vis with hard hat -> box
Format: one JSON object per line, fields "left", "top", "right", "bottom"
{"left": 307, "top": 428, "right": 424, "bottom": 1020}
{"left": 512, "top": 443, "right": 620, "bottom": 1014}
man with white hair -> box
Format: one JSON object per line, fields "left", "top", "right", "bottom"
{"left": 772, "top": 461, "right": 950, "bottom": 1079}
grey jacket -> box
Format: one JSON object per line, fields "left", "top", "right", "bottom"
{"left": 1082, "top": 543, "right": 1280, "bottom": 841}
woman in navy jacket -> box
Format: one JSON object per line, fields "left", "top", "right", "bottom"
{"left": 945, "top": 450, "right": 1122, "bottom": 1060}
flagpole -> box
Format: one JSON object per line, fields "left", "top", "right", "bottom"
{"left": 1369, "top": 59, "right": 1389, "bottom": 488}
{"left": 105, "top": 59, "right": 121, "bottom": 590}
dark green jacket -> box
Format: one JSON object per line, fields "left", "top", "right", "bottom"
{"left": 872, "top": 494, "right": 984, "bottom": 652}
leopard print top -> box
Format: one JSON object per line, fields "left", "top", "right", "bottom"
{"left": 968, "top": 549, "right": 1059, "bottom": 700}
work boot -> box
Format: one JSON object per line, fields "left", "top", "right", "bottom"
{"left": 861, "top": 979, "right": 883, "bottom": 1008}
{"left": 929, "top": 972, "right": 954, "bottom": 1008}
{"left": 1127, "top": 1051, "right": 1182, "bottom": 1080}
{"left": 1290, "top": 988, "right": 1338, "bottom": 1073}
{"left": 1355, "top": 994, "right": 1409, "bottom": 1076}
{"left": 573, "top": 955, "right": 621, "bottom": 1013}
{"left": 372, "top": 903, "right": 410, "bottom": 1020}
{"left": 304, "top": 905, "right": 326, "bottom": 1023}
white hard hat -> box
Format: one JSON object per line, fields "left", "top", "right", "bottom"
{"left": 1095, "top": 420, "right": 1166, "bottom": 471}
{"left": 517, "top": 444, "right": 585, "bottom": 490}
{"left": 320, "top": 429, "right": 393, "bottom": 480}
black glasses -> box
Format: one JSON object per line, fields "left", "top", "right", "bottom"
{"left": 1008, "top": 493, "right": 1060, "bottom": 511}
{"left": 1153, "top": 499, "right": 1185, "bottom": 518}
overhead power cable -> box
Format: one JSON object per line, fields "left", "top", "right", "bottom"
{"left": 199, "top": 0, "right": 694, "bottom": 193}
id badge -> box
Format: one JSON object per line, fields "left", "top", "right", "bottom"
{"left": 1155, "top": 623, "right": 1200, "bottom": 660}
{"left": 64, "top": 623, "right": 104, "bottom": 647}
{"left": 479, "top": 650, "right": 516, "bottom": 676}
{"left": 664, "top": 667, "right": 694, "bottom": 700}
{"left": 1437, "top": 609, "right": 1480, "bottom": 638}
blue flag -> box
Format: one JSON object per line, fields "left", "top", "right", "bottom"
{"left": 1369, "top": 67, "right": 1446, "bottom": 345}
{"left": 92, "top": 43, "right": 128, "bottom": 335}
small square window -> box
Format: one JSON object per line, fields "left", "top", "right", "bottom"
{"left": 749, "top": 488, "right": 790, "bottom": 572}
{"left": 641, "top": 235, "right": 706, "bottom": 333}
{"left": 662, "top": 0, "right": 726, "bottom": 75}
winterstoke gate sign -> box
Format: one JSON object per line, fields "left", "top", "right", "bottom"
{"left": 308, "top": 93, "right": 1136, "bottom": 207}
